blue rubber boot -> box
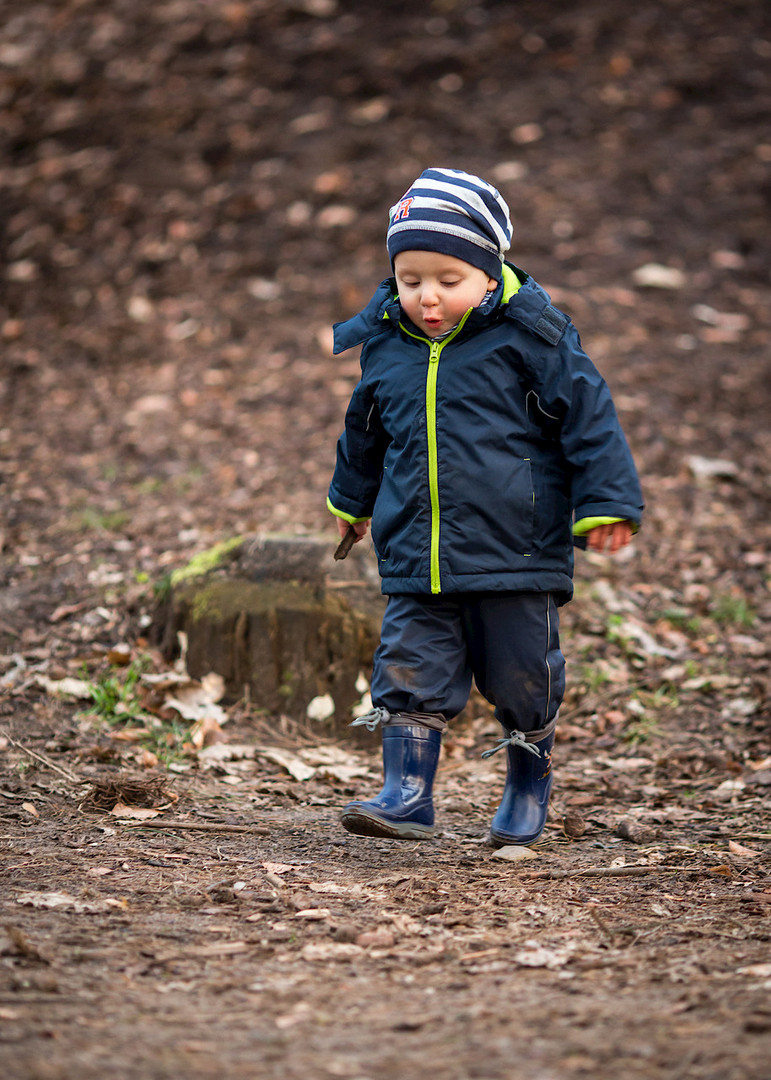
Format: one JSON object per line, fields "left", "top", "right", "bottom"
{"left": 488, "top": 728, "right": 555, "bottom": 847}
{"left": 341, "top": 724, "right": 441, "bottom": 840}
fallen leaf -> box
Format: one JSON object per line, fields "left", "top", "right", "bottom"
{"left": 728, "top": 840, "right": 761, "bottom": 858}
{"left": 107, "top": 643, "right": 132, "bottom": 665}
{"left": 200, "top": 672, "right": 225, "bottom": 701}
{"left": 21, "top": 802, "right": 38, "bottom": 817}
{"left": 512, "top": 944, "right": 575, "bottom": 969}
{"left": 685, "top": 454, "right": 741, "bottom": 482}
{"left": 165, "top": 691, "right": 227, "bottom": 725}
{"left": 255, "top": 746, "right": 316, "bottom": 782}
{"left": 198, "top": 743, "right": 257, "bottom": 764}
{"left": 297, "top": 745, "right": 371, "bottom": 782}
{"left": 49, "top": 601, "right": 87, "bottom": 623}
{"left": 15, "top": 891, "right": 110, "bottom": 914}
{"left": 306, "top": 693, "right": 335, "bottom": 721}
{"left": 597, "top": 756, "right": 654, "bottom": 771}
{"left": 316, "top": 763, "right": 370, "bottom": 783}
{"left": 190, "top": 714, "right": 223, "bottom": 749}
{"left": 356, "top": 927, "right": 396, "bottom": 948}
{"left": 110, "top": 803, "right": 161, "bottom": 820}
{"left": 35, "top": 675, "right": 93, "bottom": 699}
{"left": 739, "top": 963, "right": 771, "bottom": 978}
{"left": 262, "top": 862, "right": 295, "bottom": 876}
{"left": 632, "top": 263, "right": 686, "bottom": 289}
{"left": 301, "top": 941, "right": 364, "bottom": 962}
{"left": 293, "top": 908, "right": 331, "bottom": 920}
{"left": 275, "top": 1002, "right": 313, "bottom": 1029}
{"left": 141, "top": 671, "right": 192, "bottom": 690}
{"left": 109, "top": 728, "right": 147, "bottom": 742}
{"left": 714, "top": 780, "right": 746, "bottom": 798}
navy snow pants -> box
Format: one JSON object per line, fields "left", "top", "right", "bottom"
{"left": 370, "top": 592, "right": 565, "bottom": 734}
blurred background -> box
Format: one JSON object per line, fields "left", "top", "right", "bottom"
{"left": 1, "top": 0, "right": 769, "bottom": 640}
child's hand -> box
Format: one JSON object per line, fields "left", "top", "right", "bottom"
{"left": 585, "top": 520, "right": 633, "bottom": 554}
{"left": 336, "top": 517, "right": 370, "bottom": 543}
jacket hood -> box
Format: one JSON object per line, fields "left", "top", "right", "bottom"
{"left": 332, "top": 262, "right": 569, "bottom": 355}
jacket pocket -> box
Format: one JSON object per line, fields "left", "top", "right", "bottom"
{"left": 512, "top": 456, "right": 536, "bottom": 553}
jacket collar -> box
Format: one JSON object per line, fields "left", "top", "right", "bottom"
{"left": 333, "top": 280, "right": 397, "bottom": 354}
{"left": 500, "top": 265, "right": 570, "bottom": 345}
{"left": 332, "top": 263, "right": 568, "bottom": 354}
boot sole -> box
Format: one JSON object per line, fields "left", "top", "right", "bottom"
{"left": 488, "top": 827, "right": 544, "bottom": 848}
{"left": 340, "top": 807, "right": 433, "bottom": 840}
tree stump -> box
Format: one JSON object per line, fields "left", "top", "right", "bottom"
{"left": 154, "top": 534, "right": 385, "bottom": 737}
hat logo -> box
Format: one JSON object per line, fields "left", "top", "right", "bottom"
{"left": 392, "top": 197, "right": 414, "bottom": 222}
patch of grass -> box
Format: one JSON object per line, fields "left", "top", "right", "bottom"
{"left": 135, "top": 477, "right": 165, "bottom": 495}
{"left": 624, "top": 715, "right": 661, "bottom": 746}
{"left": 711, "top": 593, "right": 756, "bottom": 629}
{"left": 577, "top": 663, "right": 612, "bottom": 693}
{"left": 171, "top": 466, "right": 205, "bottom": 494}
{"left": 70, "top": 507, "right": 131, "bottom": 534}
{"left": 139, "top": 717, "right": 190, "bottom": 766}
{"left": 623, "top": 685, "right": 678, "bottom": 746}
{"left": 83, "top": 657, "right": 150, "bottom": 722}
{"left": 153, "top": 572, "right": 173, "bottom": 603}
{"left": 660, "top": 607, "right": 702, "bottom": 634}
{"left": 80, "top": 657, "right": 190, "bottom": 766}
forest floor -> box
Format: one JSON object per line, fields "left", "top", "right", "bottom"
{"left": 1, "top": 2, "right": 771, "bottom": 1078}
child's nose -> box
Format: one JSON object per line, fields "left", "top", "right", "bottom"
{"left": 420, "top": 283, "right": 439, "bottom": 306}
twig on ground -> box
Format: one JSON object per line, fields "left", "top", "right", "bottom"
{"left": 1, "top": 730, "right": 81, "bottom": 784}
{"left": 524, "top": 865, "right": 703, "bottom": 880}
{"left": 586, "top": 902, "right": 617, "bottom": 941}
{"left": 707, "top": 833, "right": 771, "bottom": 841}
{"left": 114, "top": 819, "right": 270, "bottom": 835}
{"left": 457, "top": 946, "right": 504, "bottom": 963}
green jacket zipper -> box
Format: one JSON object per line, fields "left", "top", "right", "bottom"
{"left": 399, "top": 310, "right": 473, "bottom": 594}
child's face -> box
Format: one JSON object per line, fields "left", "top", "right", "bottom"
{"left": 393, "top": 251, "right": 498, "bottom": 338}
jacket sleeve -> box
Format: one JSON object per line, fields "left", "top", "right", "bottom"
{"left": 327, "top": 371, "right": 389, "bottom": 522}
{"left": 540, "top": 327, "right": 644, "bottom": 529}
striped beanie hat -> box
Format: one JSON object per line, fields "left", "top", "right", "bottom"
{"left": 386, "top": 167, "right": 513, "bottom": 280}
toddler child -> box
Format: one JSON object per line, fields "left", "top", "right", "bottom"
{"left": 327, "top": 167, "right": 643, "bottom": 845}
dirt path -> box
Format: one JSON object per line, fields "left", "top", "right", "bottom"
{"left": 2, "top": 1, "right": 771, "bottom": 1076}
{"left": 2, "top": 714, "right": 771, "bottom": 1080}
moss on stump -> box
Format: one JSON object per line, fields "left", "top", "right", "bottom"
{"left": 155, "top": 534, "right": 384, "bottom": 735}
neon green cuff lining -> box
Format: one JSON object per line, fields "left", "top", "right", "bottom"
{"left": 326, "top": 497, "right": 371, "bottom": 525}
{"left": 573, "top": 516, "right": 626, "bottom": 536}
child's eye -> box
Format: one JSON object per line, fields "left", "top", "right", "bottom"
{"left": 441, "top": 280, "right": 460, "bottom": 288}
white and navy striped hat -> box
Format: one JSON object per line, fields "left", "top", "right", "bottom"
{"left": 386, "top": 167, "right": 513, "bottom": 280}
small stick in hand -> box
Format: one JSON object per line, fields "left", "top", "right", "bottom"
{"left": 334, "top": 524, "right": 358, "bottom": 561}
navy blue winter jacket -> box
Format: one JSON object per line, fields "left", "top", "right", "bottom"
{"left": 328, "top": 264, "right": 643, "bottom": 602}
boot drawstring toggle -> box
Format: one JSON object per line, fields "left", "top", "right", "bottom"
{"left": 350, "top": 706, "right": 391, "bottom": 732}
{"left": 481, "top": 729, "right": 542, "bottom": 760}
